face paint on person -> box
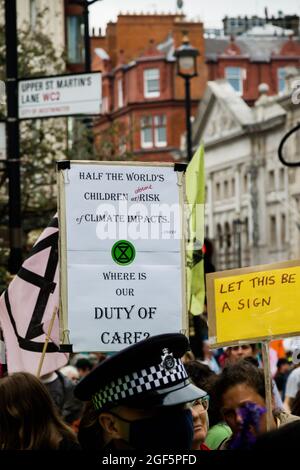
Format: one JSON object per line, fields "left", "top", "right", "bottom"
{"left": 221, "top": 383, "right": 275, "bottom": 437}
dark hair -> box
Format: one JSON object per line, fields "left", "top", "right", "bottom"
{"left": 184, "top": 361, "right": 215, "bottom": 391}
{"left": 277, "top": 358, "right": 289, "bottom": 369}
{"left": 291, "top": 389, "right": 300, "bottom": 417}
{"left": 184, "top": 361, "right": 224, "bottom": 427}
{"left": 0, "top": 372, "right": 77, "bottom": 449}
{"left": 244, "top": 356, "right": 260, "bottom": 368}
{"left": 78, "top": 402, "right": 106, "bottom": 450}
{"left": 76, "top": 358, "right": 93, "bottom": 371}
{"left": 214, "top": 360, "right": 266, "bottom": 409}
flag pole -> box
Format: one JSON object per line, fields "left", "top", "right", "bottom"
{"left": 36, "top": 306, "right": 58, "bottom": 378}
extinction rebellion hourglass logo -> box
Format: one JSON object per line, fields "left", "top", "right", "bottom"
{"left": 111, "top": 240, "right": 136, "bottom": 266}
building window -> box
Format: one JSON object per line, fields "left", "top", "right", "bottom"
{"left": 216, "top": 182, "right": 220, "bottom": 200}
{"left": 217, "top": 223, "right": 223, "bottom": 249}
{"left": 225, "top": 222, "right": 231, "bottom": 248}
{"left": 270, "top": 215, "right": 277, "bottom": 246}
{"left": 141, "top": 116, "right": 153, "bottom": 148}
{"left": 224, "top": 180, "right": 229, "bottom": 198}
{"left": 140, "top": 115, "right": 167, "bottom": 149}
{"left": 281, "top": 213, "right": 286, "bottom": 245}
{"left": 243, "top": 173, "right": 248, "bottom": 192}
{"left": 231, "top": 178, "right": 235, "bottom": 197}
{"left": 67, "top": 16, "right": 84, "bottom": 64}
{"left": 30, "top": 0, "right": 37, "bottom": 30}
{"left": 144, "top": 68, "right": 160, "bottom": 98}
{"left": 117, "top": 79, "right": 123, "bottom": 108}
{"left": 225, "top": 67, "right": 244, "bottom": 94}
{"left": 154, "top": 115, "right": 167, "bottom": 147}
{"left": 279, "top": 168, "right": 285, "bottom": 190}
{"left": 278, "top": 68, "right": 287, "bottom": 94}
{"left": 269, "top": 170, "right": 275, "bottom": 191}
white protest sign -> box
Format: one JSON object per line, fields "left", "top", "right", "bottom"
{"left": 0, "top": 122, "right": 5, "bottom": 160}
{"left": 58, "top": 162, "right": 186, "bottom": 352}
{"left": 18, "top": 72, "right": 101, "bottom": 119}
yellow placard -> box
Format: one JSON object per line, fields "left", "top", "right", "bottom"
{"left": 206, "top": 260, "right": 300, "bottom": 347}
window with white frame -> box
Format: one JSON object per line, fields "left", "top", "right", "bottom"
{"left": 154, "top": 115, "right": 167, "bottom": 147}
{"left": 140, "top": 116, "right": 153, "bottom": 148}
{"left": 225, "top": 67, "right": 244, "bottom": 94}
{"left": 144, "top": 68, "right": 160, "bottom": 98}
{"left": 140, "top": 115, "right": 167, "bottom": 149}
{"left": 278, "top": 68, "right": 287, "bottom": 94}
{"left": 117, "top": 79, "right": 123, "bottom": 108}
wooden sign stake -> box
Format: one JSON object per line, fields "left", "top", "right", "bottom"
{"left": 261, "top": 340, "right": 273, "bottom": 431}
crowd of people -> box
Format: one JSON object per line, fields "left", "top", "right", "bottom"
{"left": 1, "top": 334, "right": 300, "bottom": 451}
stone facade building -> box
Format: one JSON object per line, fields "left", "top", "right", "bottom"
{"left": 192, "top": 75, "right": 300, "bottom": 271}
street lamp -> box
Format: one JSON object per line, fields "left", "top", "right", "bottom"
{"left": 174, "top": 33, "right": 199, "bottom": 162}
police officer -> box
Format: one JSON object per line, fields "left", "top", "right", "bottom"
{"left": 75, "top": 333, "right": 208, "bottom": 450}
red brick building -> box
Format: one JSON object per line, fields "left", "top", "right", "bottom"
{"left": 206, "top": 35, "right": 300, "bottom": 105}
{"left": 91, "top": 14, "right": 206, "bottom": 162}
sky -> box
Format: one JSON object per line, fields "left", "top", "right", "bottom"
{"left": 89, "top": 0, "right": 300, "bottom": 34}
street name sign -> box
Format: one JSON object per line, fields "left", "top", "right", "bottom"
{"left": 18, "top": 72, "right": 101, "bottom": 119}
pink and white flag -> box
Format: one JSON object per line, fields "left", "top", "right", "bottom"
{"left": 0, "top": 215, "right": 68, "bottom": 375}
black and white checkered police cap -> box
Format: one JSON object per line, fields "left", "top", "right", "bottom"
{"left": 74, "top": 333, "right": 207, "bottom": 411}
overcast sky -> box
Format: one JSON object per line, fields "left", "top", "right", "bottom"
{"left": 89, "top": 0, "right": 300, "bottom": 33}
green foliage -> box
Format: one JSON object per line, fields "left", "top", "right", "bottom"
{"left": 0, "top": 4, "right": 66, "bottom": 235}
{"left": 0, "top": 264, "right": 9, "bottom": 294}
{"left": 0, "top": 2, "right": 135, "bottom": 274}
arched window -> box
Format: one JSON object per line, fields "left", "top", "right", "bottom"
{"left": 224, "top": 222, "right": 231, "bottom": 248}
{"left": 217, "top": 223, "right": 223, "bottom": 249}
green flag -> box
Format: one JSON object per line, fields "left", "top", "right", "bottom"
{"left": 186, "top": 144, "right": 205, "bottom": 315}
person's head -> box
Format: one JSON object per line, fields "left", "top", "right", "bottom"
{"left": 276, "top": 358, "right": 290, "bottom": 374}
{"left": 75, "top": 333, "right": 208, "bottom": 450}
{"left": 75, "top": 358, "right": 93, "bottom": 378}
{"left": 0, "top": 372, "right": 76, "bottom": 449}
{"left": 184, "top": 361, "right": 215, "bottom": 447}
{"left": 184, "top": 361, "right": 215, "bottom": 390}
{"left": 181, "top": 350, "right": 196, "bottom": 364}
{"left": 60, "top": 365, "right": 80, "bottom": 383}
{"left": 214, "top": 360, "right": 275, "bottom": 441}
{"left": 226, "top": 344, "right": 256, "bottom": 364}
